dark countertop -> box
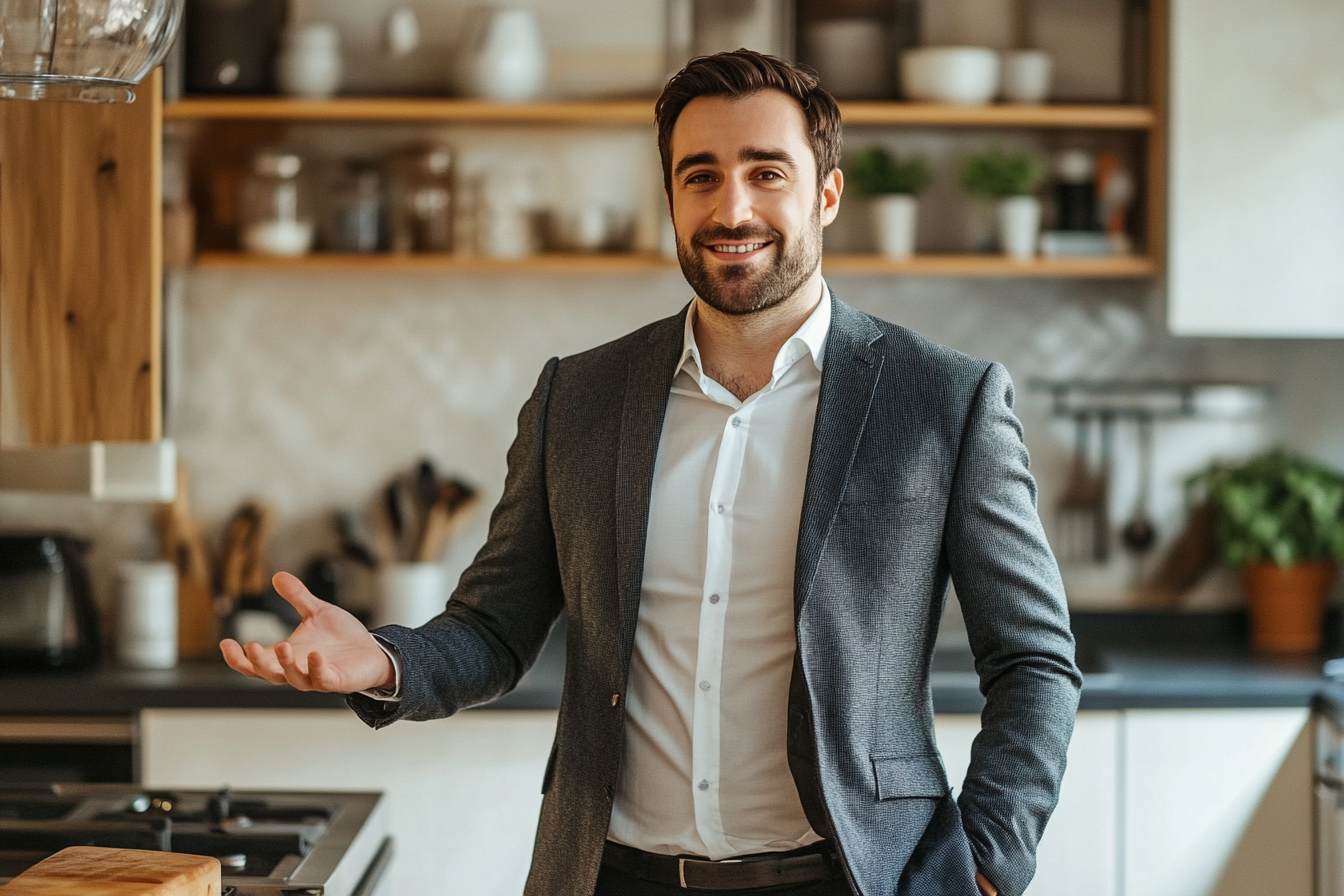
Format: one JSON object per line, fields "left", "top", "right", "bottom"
{"left": 0, "top": 612, "right": 1335, "bottom": 717}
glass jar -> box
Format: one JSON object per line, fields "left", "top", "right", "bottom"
{"left": 389, "top": 146, "right": 454, "bottom": 253}
{"left": 320, "top": 160, "right": 385, "bottom": 253}
{"left": 239, "top": 149, "right": 314, "bottom": 257}
{"left": 0, "top": 0, "right": 184, "bottom": 103}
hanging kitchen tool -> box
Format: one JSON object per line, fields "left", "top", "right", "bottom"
{"left": 1121, "top": 412, "right": 1158, "bottom": 554}
{"left": 0, "top": 0, "right": 185, "bottom": 103}
{"left": 1056, "top": 411, "right": 1107, "bottom": 563}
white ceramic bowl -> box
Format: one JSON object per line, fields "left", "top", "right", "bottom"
{"left": 900, "top": 46, "right": 1001, "bottom": 105}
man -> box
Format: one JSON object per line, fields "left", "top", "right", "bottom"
{"left": 222, "top": 51, "right": 1081, "bottom": 896}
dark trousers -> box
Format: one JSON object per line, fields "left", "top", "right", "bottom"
{"left": 594, "top": 861, "right": 856, "bottom": 896}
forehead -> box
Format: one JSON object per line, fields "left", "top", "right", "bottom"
{"left": 670, "top": 90, "right": 815, "bottom": 173}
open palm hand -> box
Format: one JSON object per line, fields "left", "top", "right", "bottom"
{"left": 220, "top": 571, "right": 395, "bottom": 694}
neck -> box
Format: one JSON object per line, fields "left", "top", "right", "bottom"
{"left": 692, "top": 268, "right": 824, "bottom": 401}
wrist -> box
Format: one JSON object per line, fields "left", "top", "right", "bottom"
{"left": 976, "top": 871, "right": 998, "bottom": 896}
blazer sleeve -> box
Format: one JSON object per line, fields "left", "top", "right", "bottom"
{"left": 348, "top": 357, "right": 566, "bottom": 728}
{"left": 943, "top": 361, "right": 1082, "bottom": 896}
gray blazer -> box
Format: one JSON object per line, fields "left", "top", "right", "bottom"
{"left": 350, "top": 295, "right": 1082, "bottom": 896}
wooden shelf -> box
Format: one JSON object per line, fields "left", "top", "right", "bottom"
{"left": 191, "top": 250, "right": 1157, "bottom": 278}
{"left": 164, "top": 97, "right": 1156, "bottom": 130}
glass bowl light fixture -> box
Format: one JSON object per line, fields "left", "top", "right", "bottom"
{"left": 0, "top": 0, "right": 184, "bottom": 103}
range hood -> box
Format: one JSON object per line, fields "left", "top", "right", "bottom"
{"left": 0, "top": 0, "right": 184, "bottom": 103}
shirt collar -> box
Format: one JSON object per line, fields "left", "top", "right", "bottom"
{"left": 676, "top": 280, "right": 832, "bottom": 384}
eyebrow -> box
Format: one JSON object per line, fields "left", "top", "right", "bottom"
{"left": 673, "top": 147, "right": 801, "bottom": 178}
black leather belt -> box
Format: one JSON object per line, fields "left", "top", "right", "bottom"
{"left": 602, "top": 839, "right": 838, "bottom": 891}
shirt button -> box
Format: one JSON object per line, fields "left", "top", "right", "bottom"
{"left": 699, "top": 680, "right": 711, "bottom": 691}
{"left": 730, "top": 417, "right": 741, "bottom": 427}
{"left": 698, "top": 780, "right": 709, "bottom": 791}
{"left": 708, "top": 594, "right": 720, "bottom": 604}
{"left": 714, "top": 503, "right": 724, "bottom": 514}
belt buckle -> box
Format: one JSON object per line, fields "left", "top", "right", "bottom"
{"left": 679, "top": 858, "right": 687, "bottom": 889}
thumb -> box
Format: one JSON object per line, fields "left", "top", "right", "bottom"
{"left": 272, "top": 571, "right": 325, "bottom": 617}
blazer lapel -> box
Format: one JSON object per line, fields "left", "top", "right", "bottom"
{"left": 613, "top": 307, "right": 687, "bottom": 671}
{"left": 794, "top": 295, "right": 885, "bottom": 617}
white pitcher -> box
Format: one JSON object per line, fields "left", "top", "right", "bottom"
{"left": 456, "top": 7, "right": 546, "bottom": 102}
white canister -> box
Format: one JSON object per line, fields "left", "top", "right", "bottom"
{"left": 276, "top": 23, "right": 344, "bottom": 99}
{"left": 997, "top": 195, "right": 1043, "bottom": 261}
{"left": 1001, "top": 50, "right": 1052, "bottom": 104}
{"left": 373, "top": 563, "right": 448, "bottom": 629}
{"left": 456, "top": 8, "right": 547, "bottom": 102}
{"left": 116, "top": 561, "right": 178, "bottom": 669}
{"left": 871, "top": 194, "right": 919, "bottom": 260}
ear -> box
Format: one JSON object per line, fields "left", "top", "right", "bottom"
{"left": 819, "top": 167, "right": 843, "bottom": 228}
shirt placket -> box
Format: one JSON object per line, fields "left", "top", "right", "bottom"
{"left": 691, "top": 400, "right": 755, "bottom": 855}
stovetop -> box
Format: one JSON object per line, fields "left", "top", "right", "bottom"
{"left": 0, "top": 785, "right": 390, "bottom": 896}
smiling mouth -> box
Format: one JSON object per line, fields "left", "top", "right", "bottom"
{"left": 707, "top": 241, "right": 770, "bottom": 256}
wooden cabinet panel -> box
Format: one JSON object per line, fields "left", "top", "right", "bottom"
{"left": 0, "top": 71, "right": 162, "bottom": 446}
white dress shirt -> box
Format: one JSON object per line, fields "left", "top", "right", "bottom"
{"left": 607, "top": 290, "right": 830, "bottom": 860}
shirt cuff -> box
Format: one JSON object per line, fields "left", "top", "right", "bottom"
{"left": 357, "top": 633, "right": 403, "bottom": 702}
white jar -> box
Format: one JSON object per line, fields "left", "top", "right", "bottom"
{"left": 456, "top": 8, "right": 546, "bottom": 102}
{"left": 276, "top": 23, "right": 344, "bottom": 99}
{"left": 1001, "top": 50, "right": 1052, "bottom": 104}
{"left": 116, "top": 561, "right": 177, "bottom": 670}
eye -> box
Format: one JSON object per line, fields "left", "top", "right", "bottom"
{"left": 684, "top": 171, "right": 716, "bottom": 186}
{"left": 756, "top": 169, "right": 785, "bottom": 181}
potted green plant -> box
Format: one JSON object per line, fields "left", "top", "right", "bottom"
{"left": 848, "top": 147, "right": 932, "bottom": 261}
{"left": 960, "top": 144, "right": 1047, "bottom": 260}
{"left": 1186, "top": 448, "right": 1344, "bottom": 651}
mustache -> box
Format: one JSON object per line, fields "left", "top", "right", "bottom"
{"left": 692, "top": 224, "right": 783, "bottom": 248}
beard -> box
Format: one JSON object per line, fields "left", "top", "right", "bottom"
{"left": 675, "top": 203, "right": 823, "bottom": 317}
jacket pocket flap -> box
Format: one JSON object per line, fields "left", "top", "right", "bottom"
{"left": 872, "top": 753, "right": 949, "bottom": 800}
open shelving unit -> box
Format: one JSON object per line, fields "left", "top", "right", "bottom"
{"left": 169, "top": 0, "right": 1167, "bottom": 282}
{"left": 165, "top": 96, "right": 1157, "bottom": 130}
{"left": 191, "top": 249, "right": 1158, "bottom": 278}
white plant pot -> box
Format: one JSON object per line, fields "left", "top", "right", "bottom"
{"left": 871, "top": 194, "right": 919, "bottom": 260}
{"left": 997, "top": 195, "right": 1042, "bottom": 260}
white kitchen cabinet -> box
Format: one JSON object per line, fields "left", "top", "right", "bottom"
{"left": 937, "top": 711, "right": 1121, "bottom": 896}
{"left": 140, "top": 708, "right": 557, "bottom": 896}
{"left": 1167, "top": 0, "right": 1344, "bottom": 336}
{"left": 1121, "top": 707, "right": 1311, "bottom": 896}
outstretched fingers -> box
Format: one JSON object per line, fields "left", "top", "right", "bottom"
{"left": 242, "top": 640, "right": 289, "bottom": 685}
{"left": 220, "top": 639, "right": 257, "bottom": 677}
{"left": 307, "top": 650, "right": 342, "bottom": 692}
{"left": 272, "top": 570, "right": 326, "bottom": 619}
{"left": 274, "top": 640, "right": 314, "bottom": 691}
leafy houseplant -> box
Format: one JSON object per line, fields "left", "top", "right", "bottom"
{"left": 848, "top": 147, "right": 933, "bottom": 261}
{"left": 961, "top": 144, "right": 1048, "bottom": 260}
{"left": 1186, "top": 448, "right": 1344, "bottom": 651}
{"left": 849, "top": 147, "right": 933, "bottom": 197}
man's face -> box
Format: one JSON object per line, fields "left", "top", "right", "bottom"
{"left": 667, "top": 90, "right": 842, "bottom": 316}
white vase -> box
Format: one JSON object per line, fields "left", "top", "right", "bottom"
{"left": 457, "top": 8, "right": 547, "bottom": 102}
{"left": 871, "top": 194, "right": 919, "bottom": 260}
{"left": 275, "top": 23, "right": 344, "bottom": 99}
{"left": 997, "top": 195, "right": 1042, "bottom": 260}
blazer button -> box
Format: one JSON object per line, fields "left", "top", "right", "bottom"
{"left": 611, "top": 693, "right": 622, "bottom": 707}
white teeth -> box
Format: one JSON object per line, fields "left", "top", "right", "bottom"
{"left": 712, "top": 243, "right": 766, "bottom": 254}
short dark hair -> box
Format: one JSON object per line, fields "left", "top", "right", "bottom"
{"left": 655, "top": 49, "right": 843, "bottom": 194}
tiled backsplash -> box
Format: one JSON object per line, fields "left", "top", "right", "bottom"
{"left": 5, "top": 266, "right": 1343, "bottom": 616}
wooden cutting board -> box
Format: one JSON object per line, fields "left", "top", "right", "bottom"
{"left": 0, "top": 847, "right": 220, "bottom": 895}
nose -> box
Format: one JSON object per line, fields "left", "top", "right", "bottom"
{"left": 712, "top": 175, "right": 753, "bottom": 229}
